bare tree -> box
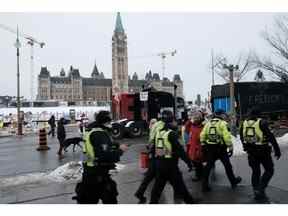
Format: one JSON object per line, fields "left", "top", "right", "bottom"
{"left": 253, "top": 15, "right": 288, "bottom": 82}
{"left": 212, "top": 52, "right": 254, "bottom": 83}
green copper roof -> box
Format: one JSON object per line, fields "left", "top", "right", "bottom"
{"left": 115, "top": 12, "right": 124, "bottom": 33}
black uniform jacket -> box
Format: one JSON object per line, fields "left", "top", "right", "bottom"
{"left": 239, "top": 118, "right": 281, "bottom": 156}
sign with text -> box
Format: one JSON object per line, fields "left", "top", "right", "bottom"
{"left": 140, "top": 91, "right": 148, "bottom": 101}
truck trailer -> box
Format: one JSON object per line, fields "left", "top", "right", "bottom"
{"left": 211, "top": 81, "right": 288, "bottom": 122}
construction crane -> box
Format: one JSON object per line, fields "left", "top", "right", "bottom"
{"left": 0, "top": 23, "right": 45, "bottom": 101}
{"left": 157, "top": 49, "right": 177, "bottom": 79}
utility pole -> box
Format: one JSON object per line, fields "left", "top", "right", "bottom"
{"left": 174, "top": 84, "right": 177, "bottom": 120}
{"left": 211, "top": 49, "right": 215, "bottom": 86}
{"left": 223, "top": 64, "right": 239, "bottom": 135}
{"left": 14, "top": 26, "right": 22, "bottom": 136}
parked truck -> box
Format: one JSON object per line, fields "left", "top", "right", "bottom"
{"left": 211, "top": 81, "right": 288, "bottom": 126}
{"left": 111, "top": 89, "right": 185, "bottom": 139}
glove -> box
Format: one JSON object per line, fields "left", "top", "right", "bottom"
{"left": 227, "top": 147, "right": 233, "bottom": 157}
{"left": 187, "top": 162, "right": 193, "bottom": 172}
{"left": 243, "top": 143, "right": 248, "bottom": 152}
{"left": 274, "top": 151, "right": 281, "bottom": 160}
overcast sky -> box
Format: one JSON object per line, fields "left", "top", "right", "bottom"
{"left": 0, "top": 12, "right": 285, "bottom": 101}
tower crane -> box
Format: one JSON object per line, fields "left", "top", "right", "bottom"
{"left": 0, "top": 23, "right": 45, "bottom": 101}
{"left": 157, "top": 49, "right": 176, "bottom": 79}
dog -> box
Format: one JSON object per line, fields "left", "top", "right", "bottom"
{"left": 63, "top": 137, "right": 83, "bottom": 152}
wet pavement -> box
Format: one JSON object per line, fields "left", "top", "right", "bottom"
{"left": 1, "top": 127, "right": 288, "bottom": 204}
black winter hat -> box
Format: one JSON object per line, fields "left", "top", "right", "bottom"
{"left": 96, "top": 110, "right": 112, "bottom": 125}
{"left": 161, "top": 110, "right": 174, "bottom": 123}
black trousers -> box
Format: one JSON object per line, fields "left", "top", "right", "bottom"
{"left": 75, "top": 167, "right": 118, "bottom": 204}
{"left": 150, "top": 160, "right": 194, "bottom": 204}
{"left": 193, "top": 161, "right": 203, "bottom": 178}
{"left": 247, "top": 148, "right": 274, "bottom": 192}
{"left": 48, "top": 126, "right": 55, "bottom": 137}
{"left": 135, "top": 158, "right": 156, "bottom": 197}
{"left": 202, "top": 145, "right": 237, "bottom": 188}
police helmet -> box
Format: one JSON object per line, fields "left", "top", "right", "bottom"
{"left": 161, "top": 110, "right": 174, "bottom": 123}
{"left": 96, "top": 110, "right": 112, "bottom": 125}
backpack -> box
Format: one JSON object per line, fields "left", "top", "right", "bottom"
{"left": 244, "top": 120, "right": 258, "bottom": 144}
{"left": 207, "top": 119, "right": 221, "bottom": 144}
{"left": 88, "top": 128, "right": 120, "bottom": 164}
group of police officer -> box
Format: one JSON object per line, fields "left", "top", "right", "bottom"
{"left": 73, "top": 107, "right": 281, "bottom": 204}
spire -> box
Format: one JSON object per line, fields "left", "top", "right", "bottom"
{"left": 91, "top": 62, "right": 100, "bottom": 77}
{"left": 114, "top": 12, "right": 125, "bottom": 33}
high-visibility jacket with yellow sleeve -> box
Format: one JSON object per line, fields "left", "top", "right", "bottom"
{"left": 200, "top": 118, "right": 232, "bottom": 147}
{"left": 149, "top": 120, "right": 165, "bottom": 144}
{"left": 242, "top": 119, "right": 268, "bottom": 145}
{"left": 155, "top": 129, "right": 173, "bottom": 158}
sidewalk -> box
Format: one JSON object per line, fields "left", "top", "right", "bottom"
{"left": 0, "top": 124, "right": 79, "bottom": 138}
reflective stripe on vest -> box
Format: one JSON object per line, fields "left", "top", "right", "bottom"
{"left": 83, "top": 128, "right": 106, "bottom": 167}
{"left": 243, "top": 119, "right": 267, "bottom": 145}
{"left": 205, "top": 118, "right": 223, "bottom": 145}
{"left": 155, "top": 129, "right": 172, "bottom": 158}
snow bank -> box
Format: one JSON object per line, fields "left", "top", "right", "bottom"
{"left": 276, "top": 133, "right": 288, "bottom": 146}
{"left": 232, "top": 133, "right": 288, "bottom": 156}
{"left": 0, "top": 161, "right": 126, "bottom": 187}
{"left": 46, "top": 161, "right": 83, "bottom": 182}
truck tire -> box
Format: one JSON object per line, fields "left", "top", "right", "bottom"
{"left": 111, "top": 123, "right": 123, "bottom": 140}
{"left": 129, "top": 122, "right": 142, "bottom": 138}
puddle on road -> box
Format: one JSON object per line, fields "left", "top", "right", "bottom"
{"left": 0, "top": 161, "right": 126, "bottom": 188}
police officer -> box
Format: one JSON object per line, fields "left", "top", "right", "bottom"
{"left": 73, "top": 110, "right": 128, "bottom": 204}
{"left": 150, "top": 110, "right": 195, "bottom": 204}
{"left": 200, "top": 109, "right": 241, "bottom": 192}
{"left": 240, "top": 107, "right": 281, "bottom": 201}
{"left": 134, "top": 117, "right": 165, "bottom": 203}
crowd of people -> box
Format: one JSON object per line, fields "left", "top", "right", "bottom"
{"left": 68, "top": 105, "right": 282, "bottom": 204}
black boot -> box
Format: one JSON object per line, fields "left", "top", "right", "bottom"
{"left": 134, "top": 192, "right": 147, "bottom": 204}
{"left": 231, "top": 176, "right": 242, "bottom": 189}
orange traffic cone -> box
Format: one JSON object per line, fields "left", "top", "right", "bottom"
{"left": 37, "top": 128, "right": 50, "bottom": 151}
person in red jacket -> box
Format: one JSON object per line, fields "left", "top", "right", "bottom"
{"left": 187, "top": 111, "right": 205, "bottom": 181}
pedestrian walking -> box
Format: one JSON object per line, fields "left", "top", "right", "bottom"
{"left": 187, "top": 111, "right": 205, "bottom": 181}
{"left": 240, "top": 107, "right": 281, "bottom": 201}
{"left": 150, "top": 110, "right": 196, "bottom": 204}
{"left": 134, "top": 117, "right": 165, "bottom": 204}
{"left": 47, "top": 115, "right": 56, "bottom": 137}
{"left": 73, "top": 110, "right": 128, "bottom": 204}
{"left": 57, "top": 117, "right": 66, "bottom": 158}
{"left": 200, "top": 109, "right": 242, "bottom": 192}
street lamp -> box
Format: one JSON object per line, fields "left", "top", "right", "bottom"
{"left": 14, "top": 26, "right": 22, "bottom": 135}
{"left": 223, "top": 64, "right": 239, "bottom": 135}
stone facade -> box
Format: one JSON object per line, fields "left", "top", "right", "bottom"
{"left": 112, "top": 12, "right": 129, "bottom": 95}
{"left": 37, "top": 13, "right": 184, "bottom": 103}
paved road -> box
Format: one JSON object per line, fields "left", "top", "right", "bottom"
{"left": 1, "top": 128, "right": 288, "bottom": 204}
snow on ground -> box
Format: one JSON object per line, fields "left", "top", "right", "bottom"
{"left": 232, "top": 133, "right": 288, "bottom": 156}
{"left": 0, "top": 162, "right": 126, "bottom": 188}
